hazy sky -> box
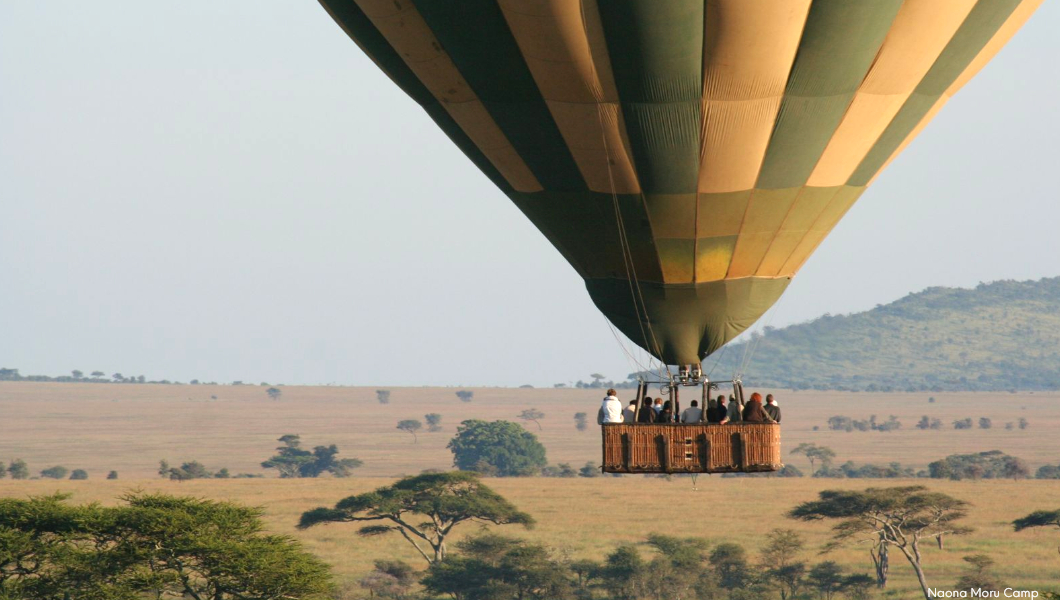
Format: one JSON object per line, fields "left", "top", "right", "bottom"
{"left": 2, "top": 2, "right": 1058, "bottom": 387}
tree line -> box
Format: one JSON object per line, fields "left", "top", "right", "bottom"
{"left": 299, "top": 473, "right": 1060, "bottom": 599}
{"left": 4, "top": 472, "right": 1060, "bottom": 598}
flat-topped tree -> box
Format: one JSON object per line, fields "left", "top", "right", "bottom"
{"left": 397, "top": 419, "right": 423, "bottom": 443}
{"left": 298, "top": 471, "right": 533, "bottom": 564}
{"left": 1013, "top": 509, "right": 1060, "bottom": 557}
{"left": 789, "top": 486, "right": 971, "bottom": 599}
{"left": 518, "top": 408, "right": 545, "bottom": 430}
{"left": 790, "top": 443, "right": 835, "bottom": 475}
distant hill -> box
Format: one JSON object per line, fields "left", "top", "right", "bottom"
{"left": 710, "top": 277, "right": 1060, "bottom": 392}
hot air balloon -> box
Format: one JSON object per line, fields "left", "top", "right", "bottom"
{"left": 316, "top": 0, "right": 1042, "bottom": 473}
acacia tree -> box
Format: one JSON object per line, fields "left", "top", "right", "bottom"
{"left": 298, "top": 471, "right": 534, "bottom": 564}
{"left": 266, "top": 387, "right": 282, "bottom": 400}
{"left": 0, "top": 492, "right": 331, "bottom": 600}
{"left": 455, "top": 390, "right": 474, "bottom": 403}
{"left": 1013, "top": 509, "right": 1060, "bottom": 557}
{"left": 789, "top": 486, "right": 971, "bottom": 600}
{"left": 397, "top": 419, "right": 423, "bottom": 443}
{"left": 447, "top": 420, "right": 548, "bottom": 476}
{"left": 790, "top": 443, "right": 835, "bottom": 475}
{"left": 425, "top": 413, "right": 443, "bottom": 432}
{"left": 573, "top": 412, "right": 588, "bottom": 432}
{"left": 954, "top": 554, "right": 1001, "bottom": 592}
{"left": 261, "top": 434, "right": 362, "bottom": 478}
{"left": 376, "top": 389, "right": 391, "bottom": 404}
{"left": 8, "top": 459, "right": 29, "bottom": 480}
{"left": 518, "top": 408, "right": 545, "bottom": 431}
{"left": 759, "top": 528, "right": 806, "bottom": 600}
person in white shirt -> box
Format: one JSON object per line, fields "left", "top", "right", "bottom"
{"left": 600, "top": 389, "right": 624, "bottom": 423}
{"left": 623, "top": 400, "right": 637, "bottom": 423}
{"left": 680, "top": 399, "right": 703, "bottom": 423}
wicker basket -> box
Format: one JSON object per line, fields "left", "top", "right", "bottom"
{"left": 601, "top": 423, "right": 782, "bottom": 474}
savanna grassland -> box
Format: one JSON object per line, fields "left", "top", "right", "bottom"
{"left": 2, "top": 382, "right": 1060, "bottom": 596}
{"left": 2, "top": 478, "right": 1059, "bottom": 596}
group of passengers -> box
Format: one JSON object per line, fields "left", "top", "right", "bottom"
{"left": 599, "top": 388, "right": 781, "bottom": 425}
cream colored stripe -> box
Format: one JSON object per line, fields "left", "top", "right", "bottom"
{"left": 354, "top": 0, "right": 542, "bottom": 192}
{"left": 867, "top": 0, "right": 1044, "bottom": 185}
{"left": 697, "top": 0, "right": 810, "bottom": 194}
{"left": 755, "top": 186, "right": 842, "bottom": 277}
{"left": 498, "top": 0, "right": 639, "bottom": 194}
{"left": 778, "top": 186, "right": 866, "bottom": 275}
{"left": 948, "top": 0, "right": 1045, "bottom": 94}
{"left": 867, "top": 97, "right": 948, "bottom": 186}
{"left": 727, "top": 187, "right": 801, "bottom": 278}
{"left": 807, "top": 0, "right": 977, "bottom": 187}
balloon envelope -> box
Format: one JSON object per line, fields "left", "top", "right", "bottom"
{"left": 319, "top": 0, "right": 1042, "bottom": 365}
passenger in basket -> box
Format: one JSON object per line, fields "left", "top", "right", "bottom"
{"left": 637, "top": 397, "right": 656, "bottom": 423}
{"left": 742, "top": 392, "right": 776, "bottom": 423}
{"left": 764, "top": 394, "right": 781, "bottom": 423}
{"left": 656, "top": 400, "right": 675, "bottom": 423}
{"left": 727, "top": 394, "right": 743, "bottom": 423}
{"left": 710, "top": 395, "right": 729, "bottom": 424}
{"left": 681, "top": 399, "right": 702, "bottom": 423}
{"left": 652, "top": 397, "right": 664, "bottom": 415}
{"left": 600, "top": 388, "right": 624, "bottom": 423}
{"left": 623, "top": 400, "right": 638, "bottom": 423}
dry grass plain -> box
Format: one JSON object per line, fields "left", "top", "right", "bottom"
{"left": 1, "top": 382, "right": 1058, "bottom": 478}
{"left": 2, "top": 382, "right": 1060, "bottom": 596}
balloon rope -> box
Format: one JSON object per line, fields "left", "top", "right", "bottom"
{"left": 706, "top": 343, "right": 729, "bottom": 379}
{"left": 605, "top": 317, "right": 652, "bottom": 377}
{"left": 578, "top": 0, "right": 669, "bottom": 381}
{"left": 737, "top": 292, "right": 787, "bottom": 380}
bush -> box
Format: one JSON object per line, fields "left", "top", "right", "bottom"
{"left": 8, "top": 459, "right": 29, "bottom": 480}
{"left": 542, "top": 463, "right": 577, "bottom": 478}
{"left": 69, "top": 469, "right": 88, "bottom": 480}
{"left": 929, "top": 451, "right": 1030, "bottom": 481}
{"left": 425, "top": 413, "right": 443, "bottom": 432}
{"left": 579, "top": 462, "right": 601, "bottom": 478}
{"left": 776, "top": 464, "right": 803, "bottom": 477}
{"left": 1036, "top": 465, "right": 1060, "bottom": 479}
{"left": 41, "top": 466, "right": 69, "bottom": 479}
{"left": 447, "top": 420, "right": 548, "bottom": 477}
{"left": 107, "top": 471, "right": 119, "bottom": 480}
{"left": 260, "top": 434, "right": 363, "bottom": 478}
{"left": 953, "top": 418, "right": 974, "bottom": 430}
{"left": 979, "top": 417, "right": 992, "bottom": 429}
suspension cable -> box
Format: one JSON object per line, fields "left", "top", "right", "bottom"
{"left": 577, "top": 0, "right": 671, "bottom": 382}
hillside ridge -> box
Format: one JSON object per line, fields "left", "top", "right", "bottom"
{"left": 711, "top": 276, "right": 1060, "bottom": 391}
